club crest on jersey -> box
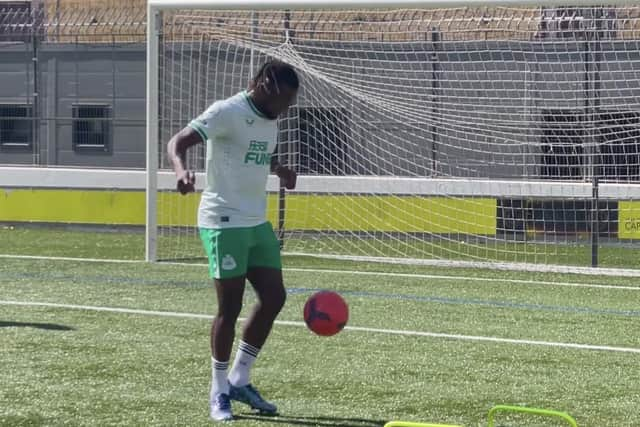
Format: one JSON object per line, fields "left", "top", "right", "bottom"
{"left": 221, "top": 254, "right": 237, "bottom": 270}
{"left": 244, "top": 140, "right": 271, "bottom": 165}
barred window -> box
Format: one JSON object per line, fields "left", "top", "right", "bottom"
{"left": 298, "top": 107, "right": 352, "bottom": 175}
{"left": 72, "top": 104, "right": 111, "bottom": 152}
{"left": 0, "top": 104, "right": 32, "bottom": 149}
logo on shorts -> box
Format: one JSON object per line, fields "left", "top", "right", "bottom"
{"left": 221, "top": 254, "right": 237, "bottom": 271}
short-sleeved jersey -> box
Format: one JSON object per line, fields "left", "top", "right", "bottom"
{"left": 189, "top": 91, "right": 278, "bottom": 229}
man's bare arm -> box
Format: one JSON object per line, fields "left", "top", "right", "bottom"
{"left": 167, "top": 127, "right": 204, "bottom": 194}
{"left": 270, "top": 155, "right": 296, "bottom": 190}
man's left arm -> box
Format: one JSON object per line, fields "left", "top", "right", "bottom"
{"left": 271, "top": 156, "right": 297, "bottom": 190}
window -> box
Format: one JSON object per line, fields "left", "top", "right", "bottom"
{"left": 540, "top": 109, "right": 640, "bottom": 181}
{"left": 0, "top": 104, "right": 32, "bottom": 149}
{"left": 72, "top": 104, "right": 111, "bottom": 152}
{"left": 539, "top": 110, "right": 584, "bottom": 179}
{"left": 598, "top": 110, "right": 640, "bottom": 181}
{"left": 298, "top": 107, "right": 352, "bottom": 175}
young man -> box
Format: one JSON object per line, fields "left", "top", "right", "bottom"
{"left": 167, "top": 60, "right": 299, "bottom": 421}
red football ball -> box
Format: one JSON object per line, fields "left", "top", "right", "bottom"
{"left": 303, "top": 291, "right": 349, "bottom": 337}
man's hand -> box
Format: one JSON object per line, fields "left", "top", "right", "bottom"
{"left": 275, "top": 165, "right": 297, "bottom": 190}
{"left": 167, "top": 127, "right": 204, "bottom": 195}
{"left": 177, "top": 170, "right": 196, "bottom": 195}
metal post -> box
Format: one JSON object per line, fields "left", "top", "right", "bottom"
{"left": 146, "top": 7, "right": 161, "bottom": 262}
{"left": 31, "top": 7, "right": 40, "bottom": 165}
{"left": 250, "top": 11, "right": 257, "bottom": 74}
{"left": 592, "top": 176, "right": 599, "bottom": 267}
{"left": 55, "top": 0, "right": 60, "bottom": 42}
{"left": 45, "top": 57, "right": 57, "bottom": 166}
{"left": 430, "top": 28, "right": 439, "bottom": 176}
{"left": 277, "top": 10, "right": 291, "bottom": 249}
{"left": 585, "top": 7, "right": 602, "bottom": 268}
{"left": 592, "top": 8, "right": 603, "bottom": 268}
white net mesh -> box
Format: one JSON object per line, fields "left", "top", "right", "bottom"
{"left": 155, "top": 6, "right": 640, "bottom": 271}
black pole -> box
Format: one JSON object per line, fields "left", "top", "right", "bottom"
{"left": 586, "top": 8, "right": 603, "bottom": 268}
{"left": 431, "top": 28, "right": 439, "bottom": 176}
{"left": 583, "top": 35, "right": 590, "bottom": 178}
{"left": 592, "top": 8, "right": 603, "bottom": 268}
{"left": 584, "top": 26, "right": 594, "bottom": 266}
{"left": 278, "top": 184, "right": 286, "bottom": 249}
{"left": 592, "top": 176, "right": 599, "bottom": 267}
{"left": 31, "top": 6, "right": 40, "bottom": 165}
{"left": 278, "top": 11, "right": 291, "bottom": 249}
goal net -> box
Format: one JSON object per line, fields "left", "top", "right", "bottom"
{"left": 149, "top": 2, "right": 640, "bottom": 273}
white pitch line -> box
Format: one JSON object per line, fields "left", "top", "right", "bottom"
{"left": 1, "top": 300, "right": 212, "bottom": 319}
{"left": 2, "top": 300, "right": 640, "bottom": 355}
{"left": 284, "top": 268, "right": 640, "bottom": 291}
{"left": 2, "top": 253, "right": 640, "bottom": 292}
{"left": 0, "top": 254, "right": 143, "bottom": 263}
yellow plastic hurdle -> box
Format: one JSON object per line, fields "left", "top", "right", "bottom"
{"left": 487, "top": 405, "right": 578, "bottom": 427}
{"left": 385, "top": 404, "right": 578, "bottom": 427}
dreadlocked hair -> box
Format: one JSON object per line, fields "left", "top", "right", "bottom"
{"left": 252, "top": 59, "right": 299, "bottom": 91}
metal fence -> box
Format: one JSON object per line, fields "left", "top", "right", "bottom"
{"left": 0, "top": 3, "right": 146, "bottom": 167}
{"left": 4, "top": 4, "right": 640, "bottom": 170}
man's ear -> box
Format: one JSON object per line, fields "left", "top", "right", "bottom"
{"left": 257, "top": 78, "right": 271, "bottom": 95}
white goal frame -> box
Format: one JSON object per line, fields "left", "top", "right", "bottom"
{"left": 146, "top": 0, "right": 639, "bottom": 265}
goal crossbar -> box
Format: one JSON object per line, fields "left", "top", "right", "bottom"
{"left": 148, "top": 0, "right": 640, "bottom": 10}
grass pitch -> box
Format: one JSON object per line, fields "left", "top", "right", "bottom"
{"left": 2, "top": 227, "right": 640, "bottom": 426}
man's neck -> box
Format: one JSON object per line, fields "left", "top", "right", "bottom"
{"left": 247, "top": 91, "right": 275, "bottom": 120}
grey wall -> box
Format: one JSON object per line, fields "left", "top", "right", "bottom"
{"left": 2, "top": 39, "right": 640, "bottom": 179}
{"left": 0, "top": 43, "right": 146, "bottom": 168}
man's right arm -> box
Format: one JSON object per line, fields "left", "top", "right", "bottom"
{"left": 167, "top": 127, "right": 204, "bottom": 195}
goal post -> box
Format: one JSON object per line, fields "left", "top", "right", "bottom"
{"left": 146, "top": 3, "right": 160, "bottom": 262}
{"left": 146, "top": 0, "right": 640, "bottom": 273}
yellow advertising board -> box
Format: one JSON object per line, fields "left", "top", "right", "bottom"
{"left": 619, "top": 201, "right": 640, "bottom": 239}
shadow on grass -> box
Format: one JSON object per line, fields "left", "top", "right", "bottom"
{"left": 0, "top": 414, "right": 47, "bottom": 426}
{"left": 0, "top": 321, "right": 74, "bottom": 331}
{"left": 235, "top": 413, "right": 386, "bottom": 427}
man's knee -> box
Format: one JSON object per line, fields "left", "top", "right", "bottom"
{"left": 214, "top": 276, "right": 246, "bottom": 321}
{"left": 217, "top": 302, "right": 242, "bottom": 321}
{"left": 264, "top": 283, "right": 286, "bottom": 314}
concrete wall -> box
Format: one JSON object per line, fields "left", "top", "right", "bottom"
{"left": 0, "top": 43, "right": 146, "bottom": 168}
{"left": 2, "top": 39, "right": 640, "bottom": 179}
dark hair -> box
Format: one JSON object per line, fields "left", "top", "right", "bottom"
{"left": 252, "top": 59, "right": 299, "bottom": 92}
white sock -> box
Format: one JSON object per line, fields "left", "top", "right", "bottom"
{"left": 211, "top": 357, "right": 229, "bottom": 397}
{"left": 228, "top": 341, "right": 260, "bottom": 387}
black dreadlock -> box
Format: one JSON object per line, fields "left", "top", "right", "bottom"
{"left": 252, "top": 59, "right": 299, "bottom": 93}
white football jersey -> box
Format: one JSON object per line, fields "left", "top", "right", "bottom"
{"left": 189, "top": 91, "right": 278, "bottom": 229}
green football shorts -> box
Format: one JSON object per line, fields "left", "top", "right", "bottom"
{"left": 199, "top": 221, "right": 282, "bottom": 279}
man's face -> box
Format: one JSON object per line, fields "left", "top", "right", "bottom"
{"left": 265, "top": 85, "right": 297, "bottom": 119}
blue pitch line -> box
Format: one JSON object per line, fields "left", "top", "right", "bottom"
{"left": 287, "top": 287, "right": 640, "bottom": 319}
{"left": 0, "top": 272, "right": 209, "bottom": 288}
{"left": 2, "top": 272, "right": 640, "bottom": 319}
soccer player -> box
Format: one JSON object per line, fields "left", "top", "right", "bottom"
{"left": 167, "top": 60, "right": 299, "bottom": 421}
